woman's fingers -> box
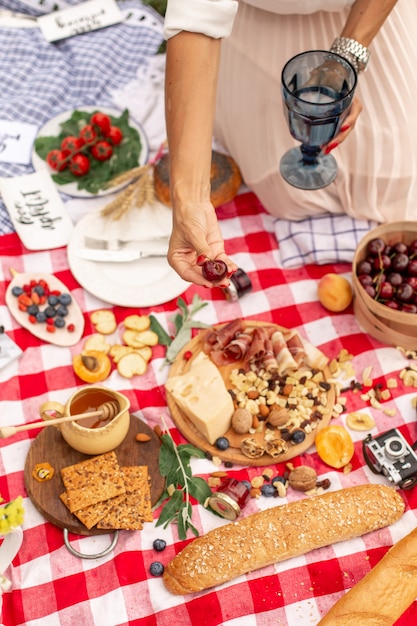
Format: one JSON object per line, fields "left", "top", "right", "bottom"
{"left": 323, "top": 96, "right": 363, "bottom": 153}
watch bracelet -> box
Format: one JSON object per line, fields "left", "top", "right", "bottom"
{"left": 330, "top": 36, "right": 370, "bottom": 72}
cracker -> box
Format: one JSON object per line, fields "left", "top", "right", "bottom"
{"left": 97, "top": 466, "right": 152, "bottom": 530}
{"left": 60, "top": 451, "right": 126, "bottom": 513}
{"left": 60, "top": 491, "right": 125, "bottom": 530}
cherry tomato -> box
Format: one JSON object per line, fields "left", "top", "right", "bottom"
{"left": 69, "top": 153, "right": 90, "bottom": 176}
{"left": 79, "top": 124, "right": 97, "bottom": 143}
{"left": 106, "top": 126, "right": 123, "bottom": 145}
{"left": 61, "top": 135, "right": 85, "bottom": 152}
{"left": 46, "top": 149, "right": 70, "bottom": 171}
{"left": 90, "top": 140, "right": 113, "bottom": 161}
{"left": 91, "top": 112, "right": 111, "bottom": 136}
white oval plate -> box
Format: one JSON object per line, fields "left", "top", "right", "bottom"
{"left": 32, "top": 106, "right": 149, "bottom": 198}
{"left": 67, "top": 210, "right": 189, "bottom": 307}
{"left": 5, "top": 271, "right": 85, "bottom": 347}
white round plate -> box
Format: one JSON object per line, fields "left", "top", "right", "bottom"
{"left": 32, "top": 106, "right": 149, "bottom": 198}
{"left": 67, "top": 211, "right": 189, "bottom": 308}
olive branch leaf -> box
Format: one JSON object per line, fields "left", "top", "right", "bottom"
{"left": 149, "top": 294, "right": 209, "bottom": 365}
{"left": 155, "top": 416, "right": 212, "bottom": 540}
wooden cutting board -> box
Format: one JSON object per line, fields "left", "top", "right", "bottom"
{"left": 166, "top": 322, "right": 335, "bottom": 467}
{"left": 24, "top": 415, "right": 165, "bottom": 536}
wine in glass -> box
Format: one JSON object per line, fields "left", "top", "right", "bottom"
{"left": 280, "top": 50, "right": 357, "bottom": 190}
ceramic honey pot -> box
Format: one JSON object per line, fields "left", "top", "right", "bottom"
{"left": 39, "top": 386, "right": 130, "bottom": 455}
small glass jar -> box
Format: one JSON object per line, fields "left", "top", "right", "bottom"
{"left": 208, "top": 478, "right": 250, "bottom": 520}
{"left": 222, "top": 268, "right": 252, "bottom": 302}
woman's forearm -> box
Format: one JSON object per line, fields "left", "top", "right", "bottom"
{"left": 165, "top": 32, "right": 221, "bottom": 207}
{"left": 342, "top": 0, "right": 398, "bottom": 46}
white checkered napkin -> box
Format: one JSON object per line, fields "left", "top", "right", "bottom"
{"left": 274, "top": 214, "right": 379, "bottom": 268}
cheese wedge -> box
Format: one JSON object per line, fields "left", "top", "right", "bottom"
{"left": 166, "top": 353, "right": 234, "bottom": 445}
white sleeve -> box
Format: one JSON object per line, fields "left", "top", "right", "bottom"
{"left": 163, "top": 0, "right": 239, "bottom": 40}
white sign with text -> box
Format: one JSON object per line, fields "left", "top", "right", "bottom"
{"left": 0, "top": 120, "right": 39, "bottom": 166}
{"left": 0, "top": 170, "right": 74, "bottom": 249}
{"left": 37, "top": 0, "right": 124, "bottom": 42}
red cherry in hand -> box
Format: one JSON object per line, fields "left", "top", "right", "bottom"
{"left": 202, "top": 259, "right": 228, "bottom": 282}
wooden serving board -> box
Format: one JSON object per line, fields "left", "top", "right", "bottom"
{"left": 24, "top": 415, "right": 165, "bottom": 536}
{"left": 166, "top": 322, "right": 335, "bottom": 467}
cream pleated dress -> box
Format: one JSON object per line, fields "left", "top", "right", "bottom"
{"left": 213, "top": 1, "right": 417, "bottom": 222}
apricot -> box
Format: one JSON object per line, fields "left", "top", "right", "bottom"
{"left": 317, "top": 273, "right": 353, "bottom": 312}
{"left": 315, "top": 425, "right": 354, "bottom": 469}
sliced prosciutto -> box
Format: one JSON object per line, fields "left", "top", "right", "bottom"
{"left": 243, "top": 326, "right": 269, "bottom": 370}
{"left": 270, "top": 329, "right": 298, "bottom": 375}
{"left": 284, "top": 329, "right": 306, "bottom": 365}
{"left": 203, "top": 318, "right": 244, "bottom": 354}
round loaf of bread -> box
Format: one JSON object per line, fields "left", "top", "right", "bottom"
{"left": 153, "top": 151, "right": 243, "bottom": 208}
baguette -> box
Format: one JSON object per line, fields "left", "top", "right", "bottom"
{"left": 317, "top": 526, "right": 417, "bottom": 625}
{"left": 163, "top": 484, "right": 404, "bottom": 595}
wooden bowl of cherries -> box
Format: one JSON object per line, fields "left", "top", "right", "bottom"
{"left": 352, "top": 221, "right": 417, "bottom": 348}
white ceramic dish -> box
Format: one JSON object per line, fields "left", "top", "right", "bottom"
{"left": 67, "top": 210, "right": 189, "bottom": 307}
{"left": 31, "top": 106, "right": 149, "bottom": 198}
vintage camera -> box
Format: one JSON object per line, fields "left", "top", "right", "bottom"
{"left": 363, "top": 428, "right": 417, "bottom": 490}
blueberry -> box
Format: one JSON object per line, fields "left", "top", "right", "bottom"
{"left": 242, "top": 480, "right": 251, "bottom": 491}
{"left": 149, "top": 561, "right": 164, "bottom": 576}
{"left": 48, "top": 295, "right": 59, "bottom": 306}
{"left": 36, "top": 312, "right": 47, "bottom": 323}
{"left": 261, "top": 484, "right": 276, "bottom": 497}
{"left": 291, "top": 429, "right": 306, "bottom": 444}
{"left": 153, "top": 538, "right": 166, "bottom": 552}
{"left": 11, "top": 286, "right": 23, "bottom": 297}
{"left": 27, "top": 304, "right": 39, "bottom": 315}
{"left": 44, "top": 306, "right": 57, "bottom": 318}
{"left": 54, "top": 317, "right": 65, "bottom": 328}
{"left": 33, "top": 285, "right": 45, "bottom": 296}
{"left": 56, "top": 306, "right": 68, "bottom": 317}
{"left": 271, "top": 475, "right": 286, "bottom": 486}
{"left": 215, "top": 436, "right": 230, "bottom": 451}
{"left": 59, "top": 293, "right": 72, "bottom": 306}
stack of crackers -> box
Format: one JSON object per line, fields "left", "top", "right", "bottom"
{"left": 59, "top": 451, "right": 153, "bottom": 531}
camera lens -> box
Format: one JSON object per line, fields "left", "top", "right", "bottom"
{"left": 384, "top": 437, "right": 407, "bottom": 460}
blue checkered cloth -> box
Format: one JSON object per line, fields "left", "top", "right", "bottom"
{"left": 274, "top": 213, "right": 379, "bottom": 268}
{"left": 0, "top": 0, "right": 164, "bottom": 234}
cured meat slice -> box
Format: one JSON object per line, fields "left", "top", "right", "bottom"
{"left": 223, "top": 331, "right": 253, "bottom": 362}
{"left": 300, "top": 338, "right": 329, "bottom": 370}
{"left": 261, "top": 338, "right": 279, "bottom": 372}
{"left": 284, "top": 329, "right": 306, "bottom": 365}
{"left": 271, "top": 330, "right": 298, "bottom": 375}
{"left": 243, "top": 326, "right": 268, "bottom": 370}
{"left": 203, "top": 318, "right": 244, "bottom": 353}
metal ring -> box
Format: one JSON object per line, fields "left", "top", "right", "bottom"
{"left": 63, "top": 528, "right": 119, "bottom": 559}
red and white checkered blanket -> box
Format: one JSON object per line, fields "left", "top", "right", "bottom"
{"left": 0, "top": 192, "right": 416, "bottom": 626}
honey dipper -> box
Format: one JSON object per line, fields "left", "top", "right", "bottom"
{"left": 0, "top": 400, "right": 120, "bottom": 439}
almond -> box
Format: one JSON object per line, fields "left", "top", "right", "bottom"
{"left": 135, "top": 433, "right": 151, "bottom": 442}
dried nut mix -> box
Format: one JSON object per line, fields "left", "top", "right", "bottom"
{"left": 229, "top": 365, "right": 331, "bottom": 453}
{"left": 288, "top": 466, "right": 318, "bottom": 492}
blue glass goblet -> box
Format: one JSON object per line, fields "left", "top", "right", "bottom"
{"left": 280, "top": 50, "right": 357, "bottom": 190}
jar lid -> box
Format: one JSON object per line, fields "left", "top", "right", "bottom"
{"left": 208, "top": 492, "right": 241, "bottom": 520}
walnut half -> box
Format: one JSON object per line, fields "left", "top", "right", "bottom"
{"left": 240, "top": 438, "right": 265, "bottom": 459}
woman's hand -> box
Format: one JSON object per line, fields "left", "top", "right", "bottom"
{"left": 167, "top": 200, "right": 238, "bottom": 287}
{"left": 323, "top": 95, "right": 363, "bottom": 153}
